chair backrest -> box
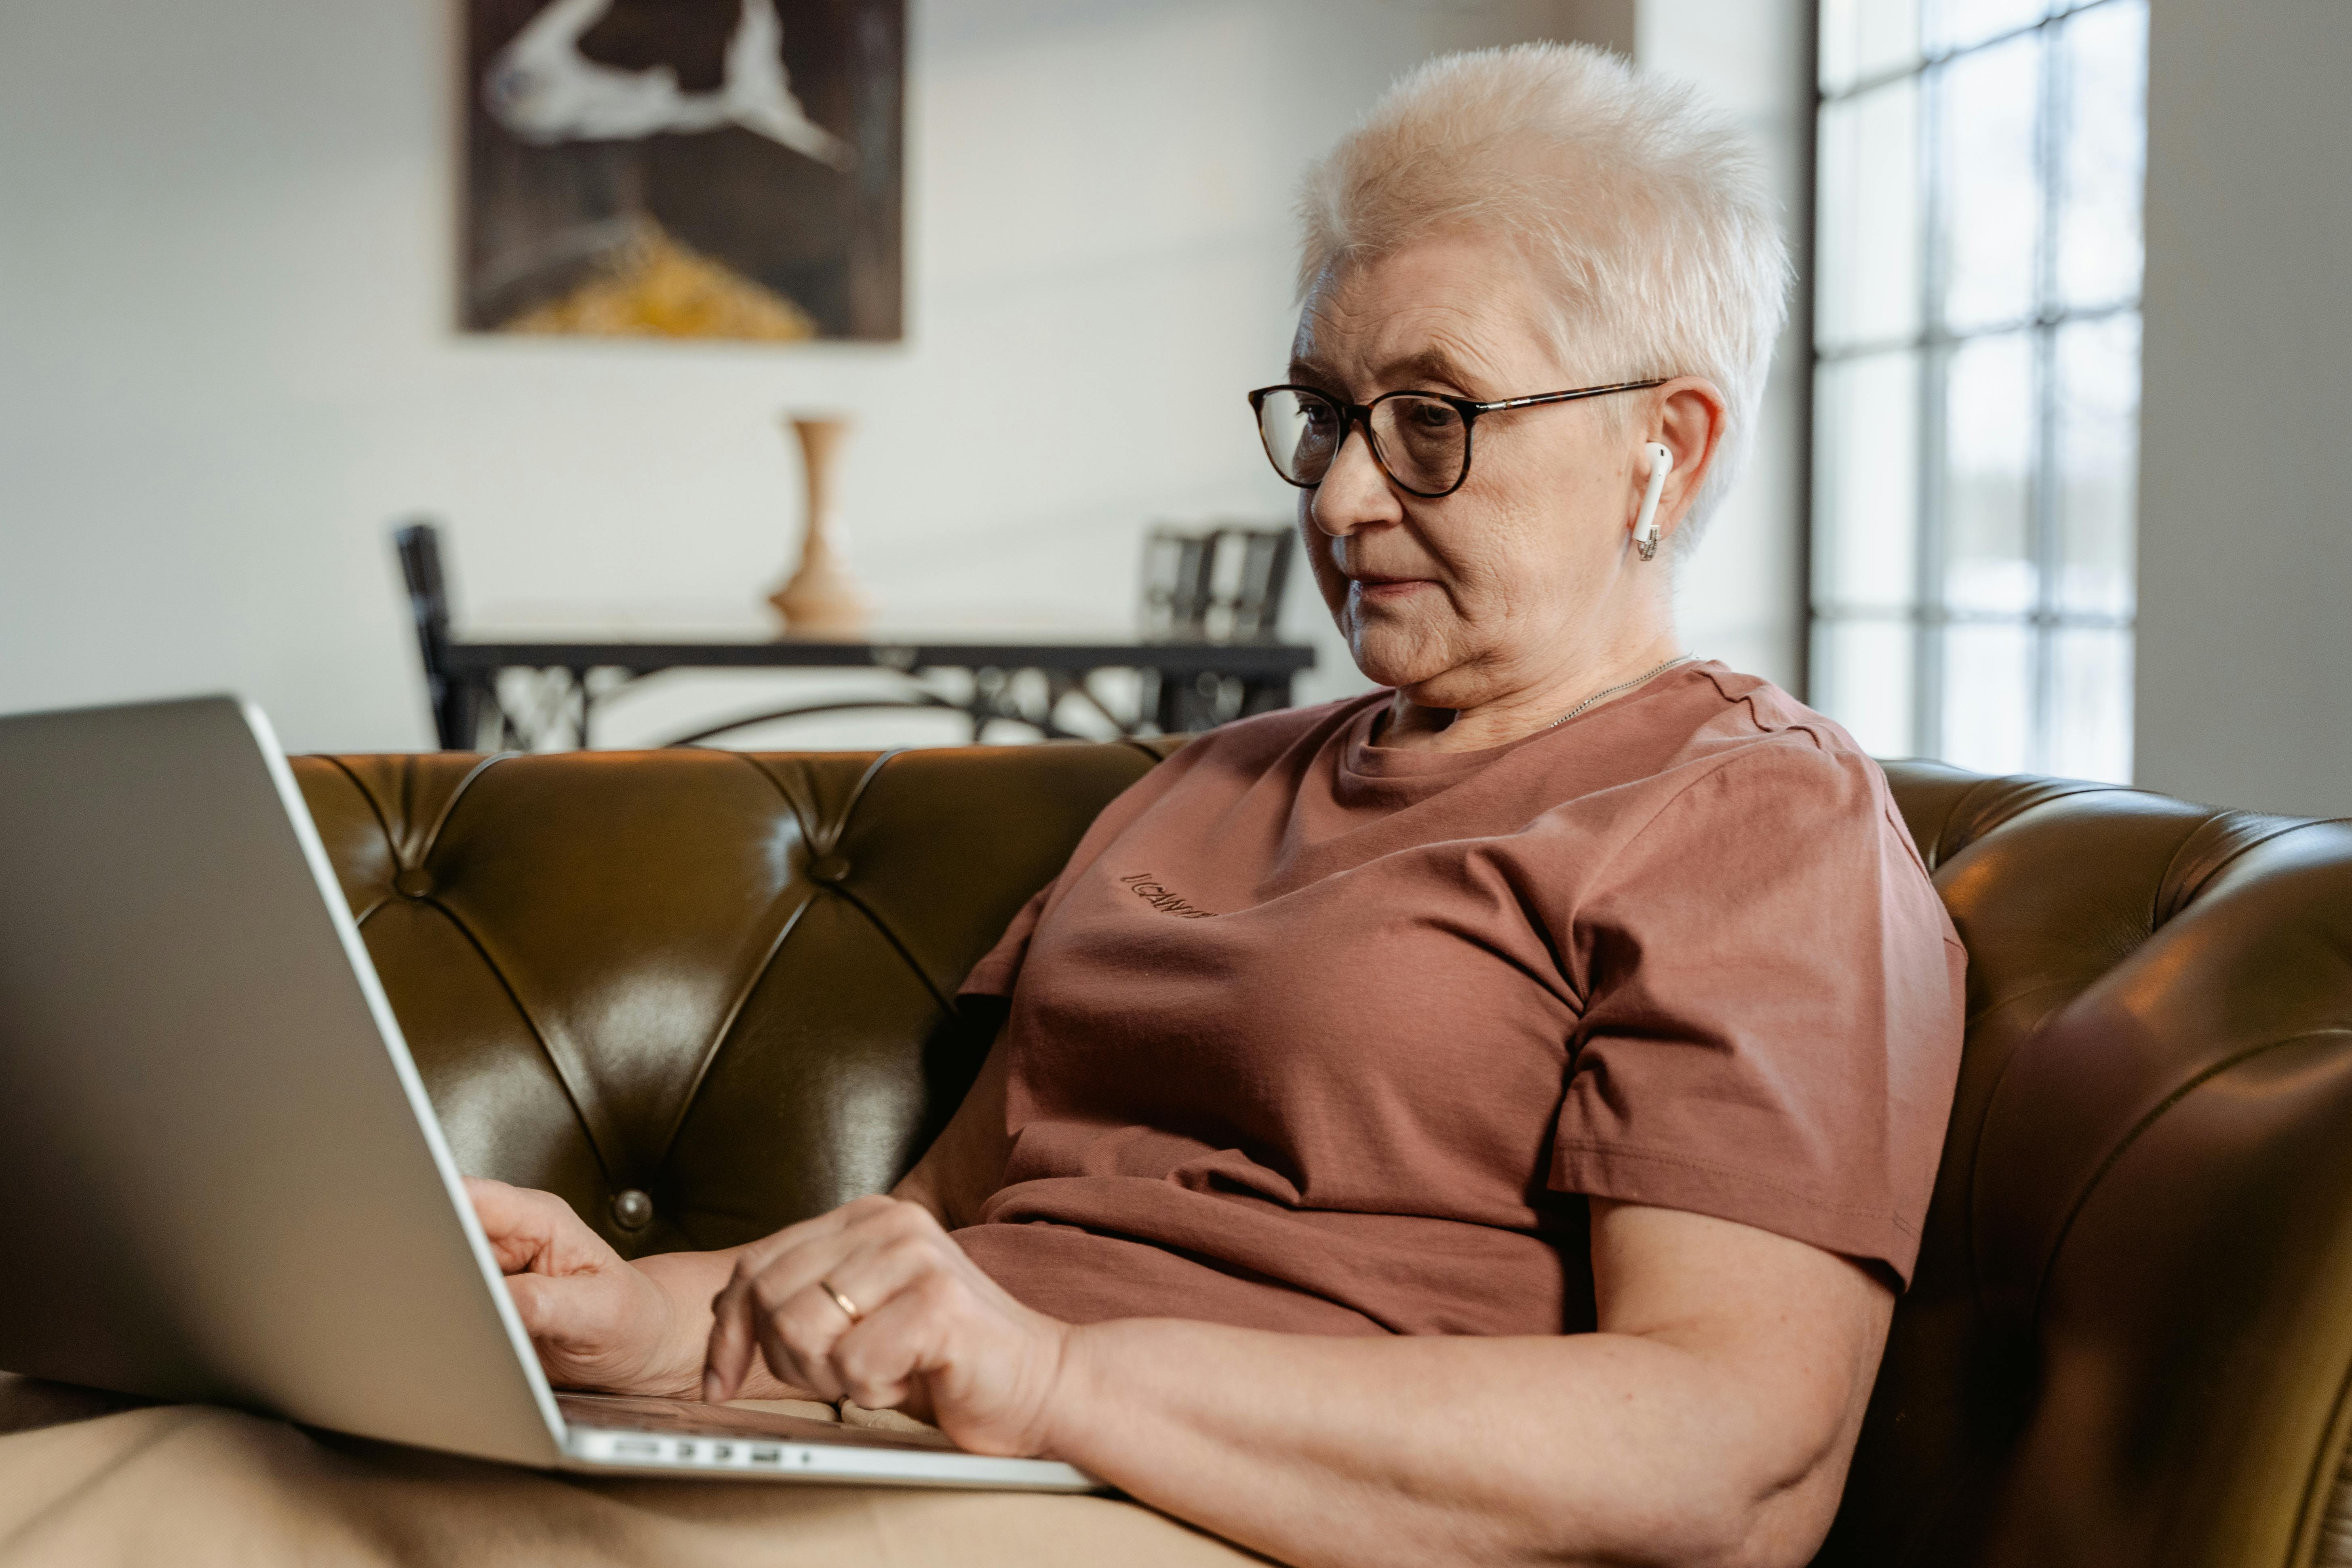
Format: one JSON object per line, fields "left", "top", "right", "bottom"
{"left": 289, "top": 744, "right": 2352, "bottom": 1568}
{"left": 1138, "top": 523, "right": 1294, "bottom": 642}
{"left": 390, "top": 520, "right": 467, "bottom": 750}
{"left": 291, "top": 740, "right": 1169, "bottom": 1255}
{"left": 1819, "top": 761, "right": 2352, "bottom": 1568}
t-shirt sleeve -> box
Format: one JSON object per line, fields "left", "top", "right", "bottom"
{"left": 958, "top": 881, "right": 1054, "bottom": 1001}
{"left": 1549, "top": 739, "right": 1964, "bottom": 1287}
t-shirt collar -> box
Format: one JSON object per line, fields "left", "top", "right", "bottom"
{"left": 1340, "top": 663, "right": 1710, "bottom": 788}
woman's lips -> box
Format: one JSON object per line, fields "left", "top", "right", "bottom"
{"left": 1351, "top": 576, "right": 1433, "bottom": 605}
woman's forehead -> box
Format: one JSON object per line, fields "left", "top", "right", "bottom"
{"left": 1292, "top": 245, "right": 1565, "bottom": 392}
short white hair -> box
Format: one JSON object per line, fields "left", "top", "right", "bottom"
{"left": 1296, "top": 42, "right": 1789, "bottom": 549}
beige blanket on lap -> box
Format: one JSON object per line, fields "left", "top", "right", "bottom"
{"left": 0, "top": 1376, "right": 1260, "bottom": 1568}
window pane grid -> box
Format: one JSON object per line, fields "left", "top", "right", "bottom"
{"left": 1814, "top": 297, "right": 2137, "bottom": 363}
{"left": 1811, "top": 607, "right": 2131, "bottom": 628}
{"left": 1809, "top": 0, "right": 2143, "bottom": 783}
{"left": 1821, "top": 0, "right": 2130, "bottom": 103}
{"left": 2030, "top": 8, "right": 2066, "bottom": 773}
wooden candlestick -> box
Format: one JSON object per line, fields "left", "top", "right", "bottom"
{"left": 768, "top": 413, "right": 872, "bottom": 636}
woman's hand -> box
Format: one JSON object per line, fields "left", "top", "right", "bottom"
{"left": 702, "top": 1195, "right": 1074, "bottom": 1457}
{"left": 465, "top": 1177, "right": 704, "bottom": 1397}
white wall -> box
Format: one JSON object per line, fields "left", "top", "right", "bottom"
{"left": 0, "top": 0, "right": 1799, "bottom": 752}
{"left": 2133, "top": 0, "right": 2352, "bottom": 816}
{"left": 1639, "top": 0, "right": 1810, "bottom": 690}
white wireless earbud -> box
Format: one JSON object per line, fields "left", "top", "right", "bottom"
{"left": 1633, "top": 442, "right": 1673, "bottom": 561}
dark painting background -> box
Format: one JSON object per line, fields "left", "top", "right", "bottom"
{"left": 463, "top": 0, "right": 904, "bottom": 340}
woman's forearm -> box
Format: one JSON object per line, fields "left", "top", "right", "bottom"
{"left": 1044, "top": 1320, "right": 1832, "bottom": 1568}
{"left": 681, "top": 1193, "right": 1879, "bottom": 1564}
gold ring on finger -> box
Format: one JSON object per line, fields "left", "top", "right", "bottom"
{"left": 820, "top": 1279, "right": 863, "bottom": 1325}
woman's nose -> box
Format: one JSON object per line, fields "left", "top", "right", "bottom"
{"left": 1308, "top": 424, "right": 1399, "bottom": 537}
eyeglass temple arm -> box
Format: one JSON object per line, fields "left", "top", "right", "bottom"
{"left": 1474, "top": 379, "right": 1668, "bottom": 413}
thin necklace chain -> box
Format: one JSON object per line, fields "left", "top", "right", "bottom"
{"left": 1547, "top": 654, "right": 1698, "bottom": 729}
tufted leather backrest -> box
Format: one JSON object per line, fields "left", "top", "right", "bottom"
{"left": 292, "top": 742, "right": 1174, "bottom": 1255}
{"left": 1822, "top": 761, "right": 2352, "bottom": 1568}
{"left": 293, "top": 745, "right": 2352, "bottom": 1568}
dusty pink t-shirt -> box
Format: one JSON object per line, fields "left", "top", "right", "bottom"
{"left": 954, "top": 663, "right": 1964, "bottom": 1336}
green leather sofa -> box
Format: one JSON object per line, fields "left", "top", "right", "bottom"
{"left": 289, "top": 741, "right": 2352, "bottom": 1568}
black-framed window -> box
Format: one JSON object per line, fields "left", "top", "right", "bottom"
{"left": 1810, "top": 0, "right": 2146, "bottom": 780}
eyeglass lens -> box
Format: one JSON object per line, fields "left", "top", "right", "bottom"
{"left": 1256, "top": 390, "right": 1468, "bottom": 496}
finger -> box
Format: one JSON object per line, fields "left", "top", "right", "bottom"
{"left": 466, "top": 1178, "right": 571, "bottom": 1274}
{"left": 706, "top": 1239, "right": 850, "bottom": 1402}
{"left": 707, "top": 1226, "right": 868, "bottom": 1401}
{"left": 708, "top": 1260, "right": 856, "bottom": 1402}
{"left": 713, "top": 1212, "right": 917, "bottom": 1364}
{"left": 704, "top": 1199, "right": 926, "bottom": 1400}
{"left": 500, "top": 1270, "right": 563, "bottom": 1338}
{"left": 723, "top": 1193, "right": 901, "bottom": 1287}
{"left": 800, "top": 1223, "right": 952, "bottom": 1348}
{"left": 824, "top": 1278, "right": 951, "bottom": 1414}
{"left": 703, "top": 1275, "right": 763, "bottom": 1402}
{"left": 836, "top": 1272, "right": 1066, "bottom": 1458}
{"left": 702, "top": 1220, "right": 856, "bottom": 1395}
{"left": 750, "top": 1281, "right": 853, "bottom": 1402}
{"left": 736, "top": 1212, "right": 952, "bottom": 1402}
{"left": 499, "top": 1265, "right": 624, "bottom": 1354}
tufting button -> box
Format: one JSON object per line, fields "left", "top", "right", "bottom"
{"left": 806, "top": 853, "right": 852, "bottom": 885}
{"left": 391, "top": 866, "right": 434, "bottom": 900}
{"left": 611, "top": 1189, "right": 654, "bottom": 1231}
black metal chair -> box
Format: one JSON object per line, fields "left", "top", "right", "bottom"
{"left": 1138, "top": 523, "right": 1296, "bottom": 731}
{"left": 396, "top": 521, "right": 700, "bottom": 751}
{"left": 393, "top": 521, "right": 478, "bottom": 751}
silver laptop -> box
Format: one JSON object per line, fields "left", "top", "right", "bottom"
{"left": 0, "top": 695, "right": 1098, "bottom": 1491}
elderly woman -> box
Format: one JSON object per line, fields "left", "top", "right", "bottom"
{"left": 472, "top": 41, "right": 1962, "bottom": 1568}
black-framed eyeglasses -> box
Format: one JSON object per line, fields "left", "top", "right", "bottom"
{"left": 1247, "top": 379, "right": 1666, "bottom": 499}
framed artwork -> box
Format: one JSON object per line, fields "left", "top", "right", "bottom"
{"left": 462, "top": 0, "right": 905, "bottom": 343}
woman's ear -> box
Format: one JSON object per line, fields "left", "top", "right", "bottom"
{"left": 1647, "top": 378, "right": 1732, "bottom": 546}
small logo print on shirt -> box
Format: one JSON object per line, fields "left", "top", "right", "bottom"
{"left": 1116, "top": 872, "right": 1218, "bottom": 919}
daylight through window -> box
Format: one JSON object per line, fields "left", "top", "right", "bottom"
{"left": 1810, "top": 0, "right": 2146, "bottom": 780}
